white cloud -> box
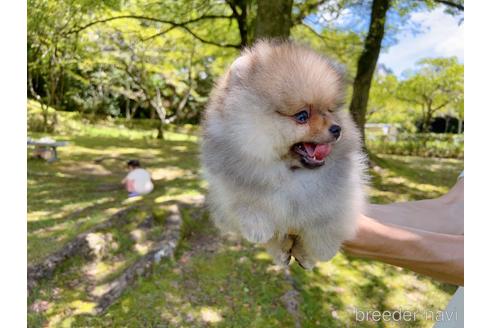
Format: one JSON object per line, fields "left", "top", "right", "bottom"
{"left": 321, "top": 8, "right": 352, "bottom": 26}
{"left": 379, "top": 7, "right": 463, "bottom": 76}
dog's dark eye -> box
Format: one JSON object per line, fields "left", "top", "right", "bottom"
{"left": 293, "top": 110, "right": 309, "bottom": 124}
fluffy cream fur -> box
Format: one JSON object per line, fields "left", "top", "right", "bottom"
{"left": 201, "top": 40, "right": 367, "bottom": 269}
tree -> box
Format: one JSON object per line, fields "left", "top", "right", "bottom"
{"left": 28, "top": 0, "right": 465, "bottom": 136}
{"left": 367, "top": 68, "right": 400, "bottom": 119}
{"left": 348, "top": 0, "right": 464, "bottom": 144}
{"left": 28, "top": 0, "right": 120, "bottom": 130}
{"left": 397, "top": 57, "right": 464, "bottom": 132}
{"left": 366, "top": 67, "right": 421, "bottom": 132}
{"left": 26, "top": 0, "right": 335, "bottom": 129}
{"left": 66, "top": 1, "right": 245, "bottom": 48}
{"left": 255, "top": 0, "right": 294, "bottom": 39}
{"left": 348, "top": 0, "right": 391, "bottom": 144}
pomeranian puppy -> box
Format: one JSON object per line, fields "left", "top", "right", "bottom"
{"left": 201, "top": 40, "right": 367, "bottom": 269}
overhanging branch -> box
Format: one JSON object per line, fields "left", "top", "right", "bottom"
{"left": 433, "top": 0, "right": 464, "bottom": 11}
{"left": 178, "top": 25, "right": 241, "bottom": 48}
{"left": 143, "top": 24, "right": 240, "bottom": 48}
{"left": 66, "top": 14, "right": 233, "bottom": 35}
{"left": 432, "top": 100, "right": 451, "bottom": 112}
{"left": 142, "top": 25, "right": 178, "bottom": 42}
{"left": 65, "top": 13, "right": 241, "bottom": 49}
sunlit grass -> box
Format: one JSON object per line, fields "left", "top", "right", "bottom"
{"left": 28, "top": 111, "right": 463, "bottom": 327}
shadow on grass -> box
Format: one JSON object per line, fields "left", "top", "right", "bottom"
{"left": 27, "top": 198, "right": 119, "bottom": 232}
{"left": 28, "top": 133, "right": 204, "bottom": 265}
{"left": 64, "top": 210, "right": 298, "bottom": 327}
{"left": 370, "top": 153, "right": 463, "bottom": 190}
{"left": 289, "top": 257, "right": 391, "bottom": 327}
{"left": 368, "top": 169, "right": 441, "bottom": 203}
{"left": 28, "top": 132, "right": 462, "bottom": 327}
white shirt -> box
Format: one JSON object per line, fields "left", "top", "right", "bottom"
{"left": 125, "top": 168, "right": 154, "bottom": 195}
{"left": 434, "top": 287, "right": 463, "bottom": 328}
{"left": 434, "top": 170, "right": 464, "bottom": 328}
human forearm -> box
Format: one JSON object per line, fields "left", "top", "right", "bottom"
{"left": 366, "top": 179, "right": 464, "bottom": 235}
{"left": 343, "top": 215, "right": 464, "bottom": 286}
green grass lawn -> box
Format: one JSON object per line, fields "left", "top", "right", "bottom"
{"left": 27, "top": 113, "right": 463, "bottom": 328}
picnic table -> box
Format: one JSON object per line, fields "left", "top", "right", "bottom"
{"left": 27, "top": 137, "right": 69, "bottom": 162}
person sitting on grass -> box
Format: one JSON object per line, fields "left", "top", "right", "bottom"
{"left": 121, "top": 159, "right": 154, "bottom": 197}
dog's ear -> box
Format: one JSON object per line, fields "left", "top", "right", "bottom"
{"left": 228, "top": 54, "right": 253, "bottom": 85}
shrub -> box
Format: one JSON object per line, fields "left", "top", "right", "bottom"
{"left": 367, "top": 133, "right": 464, "bottom": 159}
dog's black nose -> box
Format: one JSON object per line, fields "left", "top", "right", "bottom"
{"left": 329, "top": 124, "right": 342, "bottom": 139}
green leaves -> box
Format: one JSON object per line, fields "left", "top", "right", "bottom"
{"left": 367, "top": 57, "right": 463, "bottom": 132}
{"left": 28, "top": 0, "right": 463, "bottom": 129}
{"left": 398, "top": 57, "right": 463, "bottom": 130}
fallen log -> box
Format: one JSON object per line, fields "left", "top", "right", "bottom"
{"left": 94, "top": 204, "right": 182, "bottom": 314}
{"left": 27, "top": 206, "right": 140, "bottom": 294}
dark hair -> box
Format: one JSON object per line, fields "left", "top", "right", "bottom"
{"left": 127, "top": 159, "right": 141, "bottom": 168}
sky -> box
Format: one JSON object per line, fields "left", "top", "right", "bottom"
{"left": 378, "top": 7, "right": 464, "bottom": 77}
{"left": 310, "top": 4, "right": 464, "bottom": 78}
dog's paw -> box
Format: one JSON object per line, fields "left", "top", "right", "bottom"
{"left": 237, "top": 207, "right": 275, "bottom": 243}
{"left": 294, "top": 256, "right": 315, "bottom": 270}
{"left": 275, "top": 234, "right": 297, "bottom": 266}
{"left": 290, "top": 237, "right": 316, "bottom": 270}
{"left": 243, "top": 229, "right": 274, "bottom": 244}
{"left": 273, "top": 252, "right": 292, "bottom": 266}
{"left": 265, "top": 235, "right": 295, "bottom": 266}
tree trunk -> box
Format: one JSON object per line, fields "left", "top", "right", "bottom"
{"left": 156, "top": 122, "right": 164, "bottom": 139}
{"left": 348, "top": 0, "right": 391, "bottom": 145}
{"left": 423, "top": 106, "right": 433, "bottom": 133}
{"left": 41, "top": 105, "right": 49, "bottom": 133}
{"left": 254, "top": 0, "right": 293, "bottom": 40}
{"left": 228, "top": 0, "right": 250, "bottom": 46}
{"left": 175, "top": 89, "right": 191, "bottom": 122}
{"left": 28, "top": 71, "right": 49, "bottom": 132}
{"left": 125, "top": 97, "right": 131, "bottom": 120}
{"left": 130, "top": 101, "right": 139, "bottom": 119}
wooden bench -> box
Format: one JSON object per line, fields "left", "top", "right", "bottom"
{"left": 27, "top": 138, "right": 69, "bottom": 162}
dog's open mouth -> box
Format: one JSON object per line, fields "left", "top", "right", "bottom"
{"left": 291, "top": 142, "right": 332, "bottom": 169}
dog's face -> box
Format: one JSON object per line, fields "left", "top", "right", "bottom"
{"left": 276, "top": 103, "right": 343, "bottom": 169}
{"left": 213, "top": 41, "right": 350, "bottom": 170}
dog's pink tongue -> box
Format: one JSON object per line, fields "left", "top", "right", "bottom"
{"left": 303, "top": 143, "right": 332, "bottom": 160}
